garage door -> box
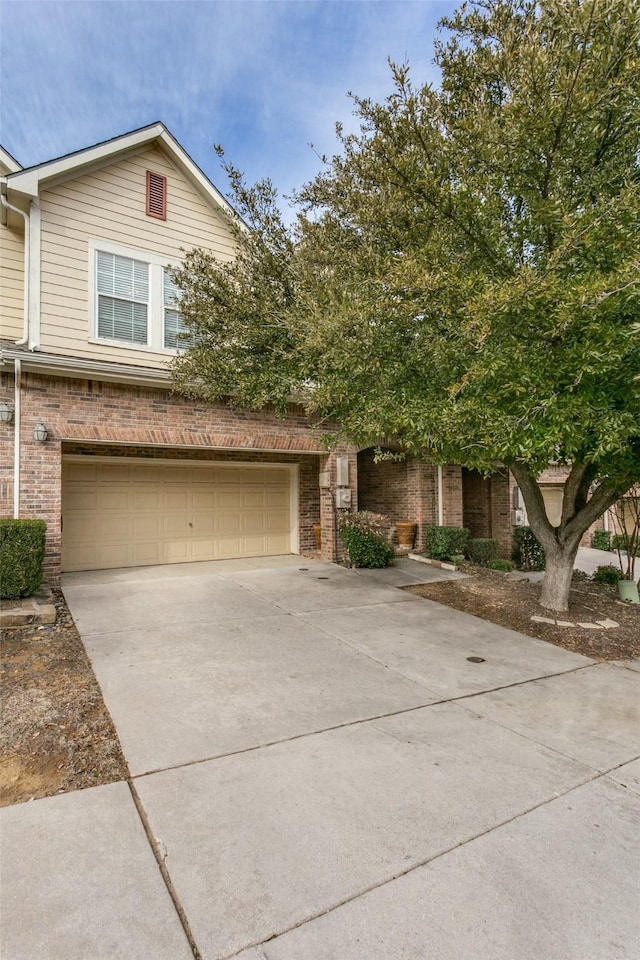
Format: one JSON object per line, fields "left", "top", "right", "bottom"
{"left": 62, "top": 458, "right": 293, "bottom": 572}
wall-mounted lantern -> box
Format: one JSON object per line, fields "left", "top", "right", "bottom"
{"left": 33, "top": 422, "right": 48, "bottom": 442}
{"left": 0, "top": 402, "right": 13, "bottom": 423}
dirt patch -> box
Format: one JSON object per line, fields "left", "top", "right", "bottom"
{"left": 404, "top": 567, "right": 640, "bottom": 661}
{"left": 1, "top": 590, "right": 128, "bottom": 807}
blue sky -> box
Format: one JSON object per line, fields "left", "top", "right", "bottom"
{"left": 1, "top": 1, "right": 455, "bottom": 205}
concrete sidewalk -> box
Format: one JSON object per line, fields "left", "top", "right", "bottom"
{"left": 2, "top": 557, "right": 639, "bottom": 959}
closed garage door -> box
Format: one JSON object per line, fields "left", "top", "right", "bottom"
{"left": 62, "top": 458, "right": 293, "bottom": 572}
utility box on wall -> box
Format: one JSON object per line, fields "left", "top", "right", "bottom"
{"left": 336, "top": 457, "right": 349, "bottom": 487}
{"left": 335, "top": 488, "right": 352, "bottom": 509}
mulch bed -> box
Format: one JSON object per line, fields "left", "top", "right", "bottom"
{"left": 404, "top": 566, "right": 640, "bottom": 661}
{"left": 1, "top": 590, "right": 128, "bottom": 807}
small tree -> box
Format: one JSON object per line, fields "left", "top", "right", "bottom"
{"left": 613, "top": 491, "right": 640, "bottom": 582}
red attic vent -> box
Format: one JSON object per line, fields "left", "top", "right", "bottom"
{"left": 146, "top": 171, "right": 167, "bottom": 219}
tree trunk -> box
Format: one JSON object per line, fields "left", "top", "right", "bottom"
{"left": 539, "top": 538, "right": 582, "bottom": 612}
{"left": 509, "top": 461, "right": 625, "bottom": 614}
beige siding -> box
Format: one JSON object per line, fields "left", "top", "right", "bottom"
{"left": 39, "top": 144, "right": 236, "bottom": 367}
{"left": 0, "top": 221, "right": 25, "bottom": 341}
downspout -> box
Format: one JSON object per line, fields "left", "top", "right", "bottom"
{"left": 437, "top": 465, "right": 444, "bottom": 526}
{"left": 13, "top": 358, "right": 21, "bottom": 517}
{"left": 0, "top": 191, "right": 30, "bottom": 346}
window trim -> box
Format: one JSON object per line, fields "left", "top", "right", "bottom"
{"left": 88, "top": 239, "right": 182, "bottom": 354}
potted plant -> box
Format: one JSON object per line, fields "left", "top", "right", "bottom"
{"left": 612, "top": 490, "right": 639, "bottom": 603}
{"left": 395, "top": 521, "right": 417, "bottom": 548}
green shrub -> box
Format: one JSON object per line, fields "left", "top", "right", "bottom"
{"left": 423, "top": 525, "right": 470, "bottom": 562}
{"left": 591, "top": 530, "right": 611, "bottom": 551}
{"left": 592, "top": 564, "right": 622, "bottom": 584}
{"left": 338, "top": 511, "right": 395, "bottom": 568}
{"left": 467, "top": 538, "right": 499, "bottom": 566}
{"left": 487, "top": 558, "right": 514, "bottom": 572}
{"left": 572, "top": 568, "right": 590, "bottom": 582}
{"left": 512, "top": 526, "right": 546, "bottom": 571}
{"left": 451, "top": 554, "right": 466, "bottom": 566}
{"left": 612, "top": 533, "right": 640, "bottom": 556}
{"left": 0, "top": 519, "right": 47, "bottom": 600}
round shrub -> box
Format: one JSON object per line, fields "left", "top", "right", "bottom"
{"left": 0, "top": 519, "right": 47, "bottom": 599}
{"left": 487, "top": 558, "right": 514, "bottom": 572}
{"left": 571, "top": 569, "right": 590, "bottom": 582}
{"left": 338, "top": 512, "right": 395, "bottom": 568}
{"left": 592, "top": 564, "right": 622, "bottom": 584}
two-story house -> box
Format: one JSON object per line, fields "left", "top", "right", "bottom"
{"left": 1, "top": 124, "right": 513, "bottom": 584}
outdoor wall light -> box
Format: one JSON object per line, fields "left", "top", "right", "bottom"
{"left": 0, "top": 402, "right": 13, "bottom": 423}
{"left": 33, "top": 423, "right": 48, "bottom": 442}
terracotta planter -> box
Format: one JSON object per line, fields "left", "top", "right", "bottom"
{"left": 396, "top": 522, "right": 417, "bottom": 548}
{"left": 313, "top": 524, "right": 322, "bottom": 552}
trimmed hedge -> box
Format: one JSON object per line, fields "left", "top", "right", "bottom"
{"left": 338, "top": 511, "right": 395, "bottom": 569}
{"left": 423, "top": 525, "right": 470, "bottom": 562}
{"left": 591, "top": 530, "right": 612, "bottom": 551}
{"left": 512, "top": 525, "right": 546, "bottom": 571}
{"left": 0, "top": 519, "right": 47, "bottom": 599}
{"left": 467, "top": 538, "right": 499, "bottom": 566}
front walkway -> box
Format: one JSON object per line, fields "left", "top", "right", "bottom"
{"left": 1, "top": 557, "right": 638, "bottom": 959}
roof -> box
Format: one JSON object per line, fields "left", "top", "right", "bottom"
{"left": 4, "top": 122, "right": 239, "bottom": 221}
{"left": 0, "top": 145, "right": 22, "bottom": 175}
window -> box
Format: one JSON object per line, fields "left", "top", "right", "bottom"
{"left": 96, "top": 251, "right": 149, "bottom": 344}
{"left": 163, "top": 270, "right": 192, "bottom": 350}
{"left": 90, "top": 240, "right": 183, "bottom": 353}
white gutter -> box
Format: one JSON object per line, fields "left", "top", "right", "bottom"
{"left": 13, "top": 357, "right": 21, "bottom": 517}
{"left": 0, "top": 347, "right": 173, "bottom": 387}
{"left": 0, "top": 192, "right": 30, "bottom": 346}
{"left": 437, "top": 465, "right": 444, "bottom": 526}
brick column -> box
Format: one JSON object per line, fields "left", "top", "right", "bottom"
{"left": 319, "top": 445, "right": 358, "bottom": 564}
{"left": 405, "top": 459, "right": 438, "bottom": 551}
{"left": 489, "top": 469, "right": 513, "bottom": 557}
{"left": 442, "top": 464, "right": 464, "bottom": 527}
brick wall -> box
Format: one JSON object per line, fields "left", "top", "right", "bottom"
{"left": 462, "top": 467, "right": 513, "bottom": 557}
{"left": 357, "top": 450, "right": 465, "bottom": 551}
{"left": 2, "top": 370, "right": 354, "bottom": 582}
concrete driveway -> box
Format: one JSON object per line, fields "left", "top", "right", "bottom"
{"left": 2, "top": 557, "right": 639, "bottom": 960}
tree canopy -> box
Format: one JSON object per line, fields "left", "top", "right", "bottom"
{"left": 173, "top": 0, "right": 640, "bottom": 609}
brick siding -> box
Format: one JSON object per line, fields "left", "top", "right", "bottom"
{"left": 1, "top": 370, "right": 358, "bottom": 582}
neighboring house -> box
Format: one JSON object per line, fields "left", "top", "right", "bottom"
{"left": 536, "top": 465, "right": 625, "bottom": 546}
{"left": 1, "top": 124, "right": 513, "bottom": 584}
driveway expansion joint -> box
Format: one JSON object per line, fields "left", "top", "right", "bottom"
{"left": 128, "top": 779, "right": 204, "bottom": 960}
{"left": 220, "top": 771, "right": 609, "bottom": 960}
{"left": 131, "top": 664, "right": 599, "bottom": 782}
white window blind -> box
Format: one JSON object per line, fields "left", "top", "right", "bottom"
{"left": 163, "top": 270, "right": 192, "bottom": 350}
{"left": 97, "top": 251, "right": 149, "bottom": 344}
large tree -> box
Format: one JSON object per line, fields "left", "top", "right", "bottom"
{"left": 173, "top": 0, "right": 640, "bottom": 611}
